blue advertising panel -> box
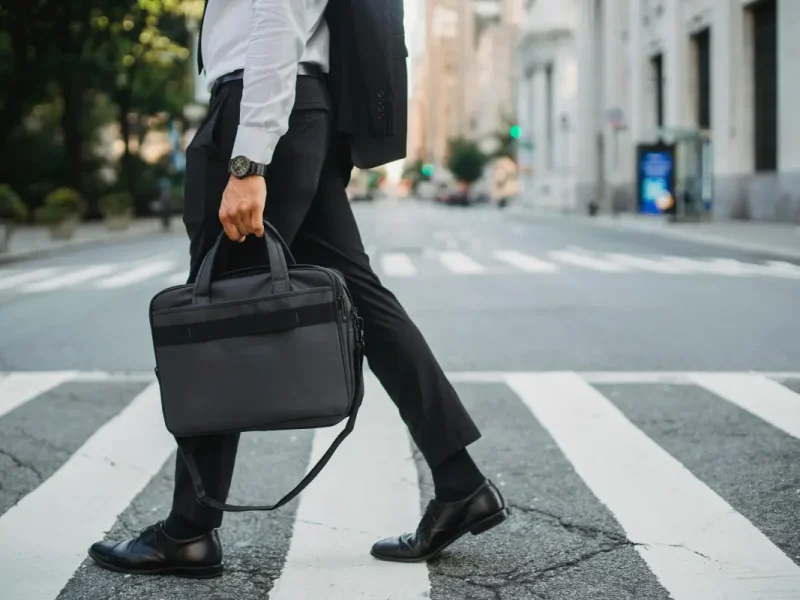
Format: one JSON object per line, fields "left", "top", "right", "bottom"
{"left": 636, "top": 143, "right": 675, "bottom": 214}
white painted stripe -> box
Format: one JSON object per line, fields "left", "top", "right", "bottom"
{"left": 549, "top": 251, "right": 629, "bottom": 272}
{"left": 506, "top": 372, "right": 800, "bottom": 600}
{"left": 269, "top": 371, "right": 428, "bottom": 599}
{"left": 762, "top": 260, "right": 800, "bottom": 279}
{"left": 3, "top": 370, "right": 799, "bottom": 387}
{"left": 22, "top": 265, "right": 116, "bottom": 293}
{"left": 437, "top": 251, "right": 486, "bottom": 274}
{"left": 164, "top": 269, "right": 189, "bottom": 286}
{"left": 0, "top": 383, "right": 175, "bottom": 600}
{"left": 380, "top": 252, "right": 418, "bottom": 277}
{"left": 67, "top": 371, "right": 157, "bottom": 383}
{"left": 0, "top": 372, "right": 78, "bottom": 420}
{"left": 660, "top": 256, "right": 747, "bottom": 276}
{"left": 605, "top": 253, "right": 695, "bottom": 274}
{"left": 690, "top": 374, "right": 800, "bottom": 440}
{"left": 493, "top": 250, "right": 558, "bottom": 272}
{"left": 705, "top": 258, "right": 754, "bottom": 276}
{"left": 742, "top": 260, "right": 800, "bottom": 280}
{"left": 93, "top": 260, "right": 176, "bottom": 289}
{"left": 444, "top": 371, "right": 800, "bottom": 384}
{"left": 0, "top": 268, "right": 59, "bottom": 290}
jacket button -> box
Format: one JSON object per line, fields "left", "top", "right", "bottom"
{"left": 377, "top": 90, "right": 385, "bottom": 98}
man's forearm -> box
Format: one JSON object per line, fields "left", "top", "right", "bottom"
{"left": 232, "top": 0, "right": 308, "bottom": 166}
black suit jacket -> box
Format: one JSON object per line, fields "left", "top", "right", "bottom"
{"left": 325, "top": 0, "right": 408, "bottom": 169}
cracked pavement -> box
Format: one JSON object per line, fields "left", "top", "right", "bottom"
{"left": 2, "top": 202, "right": 799, "bottom": 599}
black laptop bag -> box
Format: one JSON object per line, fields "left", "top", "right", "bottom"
{"left": 149, "top": 220, "right": 365, "bottom": 512}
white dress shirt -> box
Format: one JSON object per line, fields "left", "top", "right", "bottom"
{"left": 200, "top": 0, "right": 330, "bottom": 166}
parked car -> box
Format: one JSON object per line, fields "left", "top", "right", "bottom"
{"left": 436, "top": 189, "right": 469, "bottom": 206}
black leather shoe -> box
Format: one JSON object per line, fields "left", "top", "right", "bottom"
{"left": 88, "top": 521, "right": 223, "bottom": 578}
{"left": 370, "top": 479, "right": 509, "bottom": 562}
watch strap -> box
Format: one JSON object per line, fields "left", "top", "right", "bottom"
{"left": 250, "top": 161, "right": 267, "bottom": 177}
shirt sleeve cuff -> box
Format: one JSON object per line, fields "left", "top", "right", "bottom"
{"left": 231, "top": 125, "right": 281, "bottom": 166}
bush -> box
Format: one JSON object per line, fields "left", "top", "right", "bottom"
{"left": 99, "top": 192, "right": 133, "bottom": 217}
{"left": 447, "top": 138, "right": 488, "bottom": 184}
{"left": 35, "top": 187, "right": 84, "bottom": 224}
{"left": 0, "top": 185, "right": 27, "bottom": 222}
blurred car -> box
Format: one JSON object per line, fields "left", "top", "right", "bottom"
{"left": 435, "top": 188, "right": 470, "bottom": 206}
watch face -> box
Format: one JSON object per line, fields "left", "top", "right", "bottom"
{"left": 231, "top": 156, "right": 250, "bottom": 177}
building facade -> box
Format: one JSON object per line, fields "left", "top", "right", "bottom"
{"left": 471, "top": 0, "right": 524, "bottom": 149}
{"left": 407, "top": 0, "right": 523, "bottom": 169}
{"left": 517, "top": 0, "right": 800, "bottom": 222}
{"left": 515, "top": 0, "right": 580, "bottom": 211}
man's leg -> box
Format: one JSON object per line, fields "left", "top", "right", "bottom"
{"left": 87, "top": 75, "right": 333, "bottom": 576}
{"left": 168, "top": 77, "right": 332, "bottom": 536}
{"left": 292, "top": 137, "right": 509, "bottom": 561}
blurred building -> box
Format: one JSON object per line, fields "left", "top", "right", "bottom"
{"left": 515, "top": 0, "right": 580, "bottom": 211}
{"left": 471, "top": 0, "right": 525, "bottom": 149}
{"left": 407, "top": 0, "right": 523, "bottom": 169}
{"left": 516, "top": 0, "right": 800, "bottom": 223}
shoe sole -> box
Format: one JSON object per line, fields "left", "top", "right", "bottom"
{"left": 370, "top": 506, "right": 511, "bottom": 563}
{"left": 87, "top": 548, "right": 224, "bottom": 579}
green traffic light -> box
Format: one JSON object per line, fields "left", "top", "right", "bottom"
{"left": 421, "top": 163, "right": 435, "bottom": 177}
{"left": 509, "top": 125, "right": 522, "bottom": 139}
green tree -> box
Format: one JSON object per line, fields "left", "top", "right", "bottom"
{"left": 89, "top": 0, "right": 198, "bottom": 205}
{"left": 447, "top": 138, "right": 488, "bottom": 185}
{"left": 402, "top": 159, "right": 432, "bottom": 191}
{"left": 491, "top": 112, "right": 518, "bottom": 160}
{"left": 0, "top": 0, "right": 199, "bottom": 211}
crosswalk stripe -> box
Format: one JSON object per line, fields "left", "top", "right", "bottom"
{"left": 506, "top": 372, "right": 800, "bottom": 600}
{"left": 92, "top": 260, "right": 176, "bottom": 289}
{"left": 549, "top": 250, "right": 629, "bottom": 272}
{"left": 0, "top": 371, "right": 77, "bottom": 420}
{"left": 437, "top": 251, "right": 486, "bottom": 274}
{"left": 493, "top": 250, "right": 558, "bottom": 272}
{"left": 0, "top": 382, "right": 175, "bottom": 600}
{"left": 380, "top": 253, "right": 418, "bottom": 277}
{"left": 164, "top": 269, "right": 189, "bottom": 286}
{"left": 690, "top": 374, "right": 800, "bottom": 440}
{"left": 762, "top": 260, "right": 800, "bottom": 279}
{"left": 269, "top": 371, "right": 428, "bottom": 598}
{"left": 21, "top": 265, "right": 116, "bottom": 293}
{"left": 0, "top": 268, "right": 59, "bottom": 290}
{"left": 605, "top": 253, "right": 694, "bottom": 273}
{"left": 660, "top": 256, "right": 747, "bottom": 276}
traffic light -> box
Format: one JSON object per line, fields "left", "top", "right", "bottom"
{"left": 421, "top": 163, "right": 435, "bottom": 177}
{"left": 509, "top": 125, "right": 522, "bottom": 140}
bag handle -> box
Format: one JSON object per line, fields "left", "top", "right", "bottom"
{"left": 177, "top": 344, "right": 365, "bottom": 512}
{"left": 193, "top": 219, "right": 295, "bottom": 304}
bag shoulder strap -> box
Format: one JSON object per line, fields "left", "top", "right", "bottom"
{"left": 178, "top": 347, "right": 365, "bottom": 512}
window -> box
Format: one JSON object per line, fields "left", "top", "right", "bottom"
{"left": 545, "top": 63, "right": 554, "bottom": 170}
{"left": 650, "top": 53, "right": 664, "bottom": 129}
{"left": 693, "top": 28, "right": 711, "bottom": 130}
{"left": 752, "top": 0, "right": 777, "bottom": 172}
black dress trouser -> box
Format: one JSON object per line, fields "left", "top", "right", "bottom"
{"left": 174, "top": 74, "right": 481, "bottom": 529}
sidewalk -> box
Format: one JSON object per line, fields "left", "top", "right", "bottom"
{"left": 0, "top": 217, "right": 167, "bottom": 265}
{"left": 510, "top": 206, "right": 800, "bottom": 261}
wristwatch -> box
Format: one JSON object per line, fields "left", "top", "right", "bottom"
{"left": 229, "top": 155, "right": 267, "bottom": 179}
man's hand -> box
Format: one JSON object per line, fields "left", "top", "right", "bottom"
{"left": 219, "top": 175, "right": 266, "bottom": 241}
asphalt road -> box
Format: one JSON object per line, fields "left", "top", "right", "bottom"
{"left": 0, "top": 199, "right": 799, "bottom": 600}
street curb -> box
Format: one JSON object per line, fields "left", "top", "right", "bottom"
{"left": 0, "top": 227, "right": 167, "bottom": 266}
{"left": 507, "top": 208, "right": 800, "bottom": 262}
